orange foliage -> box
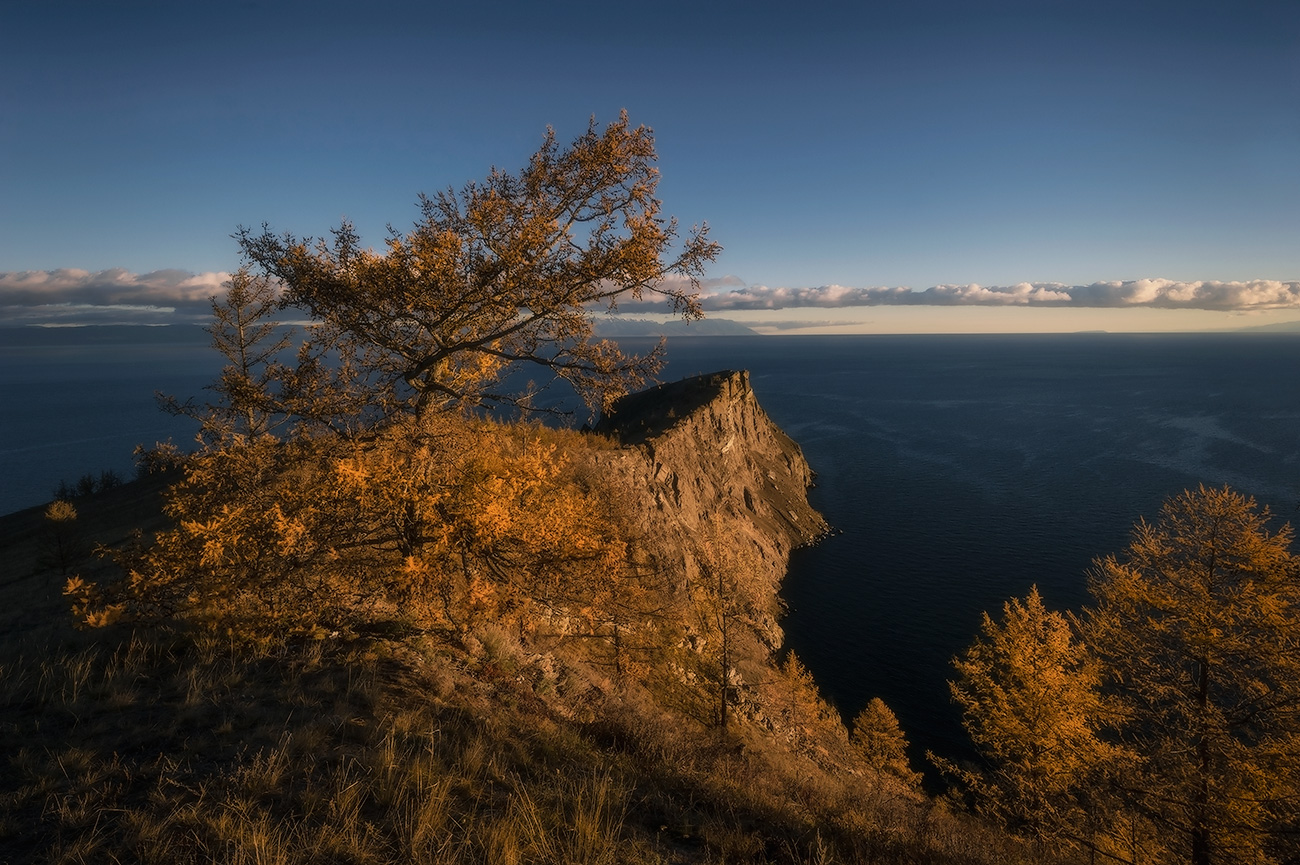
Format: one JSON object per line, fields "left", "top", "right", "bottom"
{"left": 73, "top": 418, "right": 627, "bottom": 644}
{"left": 238, "top": 113, "right": 720, "bottom": 419}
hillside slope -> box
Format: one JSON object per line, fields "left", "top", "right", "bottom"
{"left": 0, "top": 372, "right": 1040, "bottom": 864}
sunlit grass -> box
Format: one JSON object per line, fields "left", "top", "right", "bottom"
{"left": 0, "top": 622, "right": 1055, "bottom": 864}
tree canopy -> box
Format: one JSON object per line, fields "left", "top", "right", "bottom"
{"left": 71, "top": 115, "right": 717, "bottom": 647}
{"left": 951, "top": 486, "right": 1300, "bottom": 864}
{"left": 237, "top": 112, "right": 719, "bottom": 421}
{"left": 1086, "top": 485, "right": 1300, "bottom": 865}
{"left": 947, "top": 586, "right": 1116, "bottom": 844}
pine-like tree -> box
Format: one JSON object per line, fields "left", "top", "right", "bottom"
{"left": 1085, "top": 485, "right": 1300, "bottom": 865}
{"left": 156, "top": 266, "right": 297, "bottom": 444}
{"left": 947, "top": 586, "right": 1118, "bottom": 844}
{"left": 850, "top": 698, "right": 922, "bottom": 791}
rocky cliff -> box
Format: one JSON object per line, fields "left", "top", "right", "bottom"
{"left": 588, "top": 370, "right": 827, "bottom": 649}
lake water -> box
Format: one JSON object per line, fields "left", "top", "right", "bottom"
{"left": 645, "top": 333, "right": 1300, "bottom": 766}
{"left": 3, "top": 329, "right": 1299, "bottom": 767}
{"left": 0, "top": 327, "right": 218, "bottom": 512}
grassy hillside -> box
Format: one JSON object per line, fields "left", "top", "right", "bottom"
{"left": 0, "top": 432, "right": 1052, "bottom": 865}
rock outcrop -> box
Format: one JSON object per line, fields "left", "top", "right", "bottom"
{"left": 588, "top": 370, "right": 827, "bottom": 649}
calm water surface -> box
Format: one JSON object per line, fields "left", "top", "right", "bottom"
{"left": 0, "top": 329, "right": 216, "bottom": 513}
{"left": 4, "top": 329, "right": 1299, "bottom": 770}
{"left": 648, "top": 334, "right": 1300, "bottom": 766}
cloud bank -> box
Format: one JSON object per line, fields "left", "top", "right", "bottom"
{"left": 694, "top": 278, "right": 1300, "bottom": 311}
{"left": 3, "top": 270, "right": 1299, "bottom": 326}
{"left": 0, "top": 268, "right": 231, "bottom": 325}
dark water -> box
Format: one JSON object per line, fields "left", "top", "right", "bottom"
{"left": 643, "top": 333, "right": 1300, "bottom": 768}
{"left": 0, "top": 327, "right": 217, "bottom": 514}
{"left": 4, "top": 330, "right": 1299, "bottom": 770}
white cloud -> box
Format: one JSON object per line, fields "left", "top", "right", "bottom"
{"left": 0, "top": 268, "right": 231, "bottom": 312}
{"left": 5, "top": 268, "right": 1299, "bottom": 327}
{"left": 695, "top": 278, "right": 1300, "bottom": 311}
{"left": 0, "top": 268, "right": 233, "bottom": 325}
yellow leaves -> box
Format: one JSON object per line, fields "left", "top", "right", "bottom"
{"left": 195, "top": 518, "right": 240, "bottom": 569}
{"left": 949, "top": 586, "right": 1120, "bottom": 839}
{"left": 449, "top": 433, "right": 590, "bottom": 554}
{"left": 954, "top": 587, "right": 1106, "bottom": 767}
{"left": 1080, "top": 486, "right": 1300, "bottom": 858}
{"left": 332, "top": 457, "right": 370, "bottom": 488}
{"left": 270, "top": 504, "right": 310, "bottom": 556}
{"left": 63, "top": 574, "right": 95, "bottom": 620}
{"left": 82, "top": 605, "right": 124, "bottom": 629}
{"left": 238, "top": 113, "right": 717, "bottom": 418}
{"left": 80, "top": 409, "right": 631, "bottom": 648}
{"left": 45, "top": 499, "right": 77, "bottom": 523}
{"left": 466, "top": 574, "right": 503, "bottom": 623}
{"left": 851, "top": 698, "right": 922, "bottom": 791}
{"left": 64, "top": 575, "right": 124, "bottom": 629}
{"left": 954, "top": 487, "right": 1300, "bottom": 856}
{"left": 180, "top": 499, "right": 316, "bottom": 569}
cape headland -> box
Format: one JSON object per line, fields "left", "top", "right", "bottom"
{"left": 0, "top": 370, "right": 1027, "bottom": 864}
{"left": 592, "top": 370, "right": 828, "bottom": 651}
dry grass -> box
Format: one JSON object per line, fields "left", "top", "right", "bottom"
{"left": 0, "top": 474, "right": 1077, "bottom": 865}
{"left": 0, "top": 621, "right": 1071, "bottom": 865}
{"left": 1, "top": 630, "right": 641, "bottom": 864}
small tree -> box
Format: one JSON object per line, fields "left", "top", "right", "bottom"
{"left": 158, "top": 267, "right": 297, "bottom": 445}
{"left": 237, "top": 112, "right": 720, "bottom": 420}
{"left": 41, "top": 500, "right": 87, "bottom": 577}
{"left": 691, "top": 530, "right": 772, "bottom": 729}
{"left": 947, "top": 586, "right": 1117, "bottom": 845}
{"left": 695, "top": 542, "right": 741, "bottom": 729}
{"left": 850, "top": 698, "right": 922, "bottom": 791}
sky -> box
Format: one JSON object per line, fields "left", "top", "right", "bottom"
{"left": 2, "top": 0, "right": 1299, "bottom": 333}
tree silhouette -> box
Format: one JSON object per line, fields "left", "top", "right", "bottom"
{"left": 157, "top": 267, "right": 298, "bottom": 444}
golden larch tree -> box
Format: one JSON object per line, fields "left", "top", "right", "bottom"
{"left": 1085, "top": 485, "right": 1300, "bottom": 865}
{"left": 237, "top": 111, "right": 719, "bottom": 420}
{"left": 850, "top": 697, "right": 922, "bottom": 791}
{"left": 71, "top": 115, "right": 713, "bottom": 647}
{"left": 947, "top": 586, "right": 1118, "bottom": 846}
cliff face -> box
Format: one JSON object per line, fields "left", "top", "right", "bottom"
{"left": 588, "top": 370, "right": 827, "bottom": 648}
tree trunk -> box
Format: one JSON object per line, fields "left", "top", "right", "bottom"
{"left": 1191, "top": 656, "right": 1211, "bottom": 865}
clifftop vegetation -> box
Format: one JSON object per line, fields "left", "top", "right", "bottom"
{"left": 946, "top": 486, "right": 1300, "bottom": 864}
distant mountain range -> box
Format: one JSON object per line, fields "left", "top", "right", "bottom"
{"left": 1230, "top": 319, "right": 1300, "bottom": 334}
{"left": 2, "top": 319, "right": 760, "bottom": 345}
{"left": 590, "top": 317, "right": 758, "bottom": 336}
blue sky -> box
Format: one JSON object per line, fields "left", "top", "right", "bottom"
{"left": 2, "top": 0, "right": 1298, "bottom": 332}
